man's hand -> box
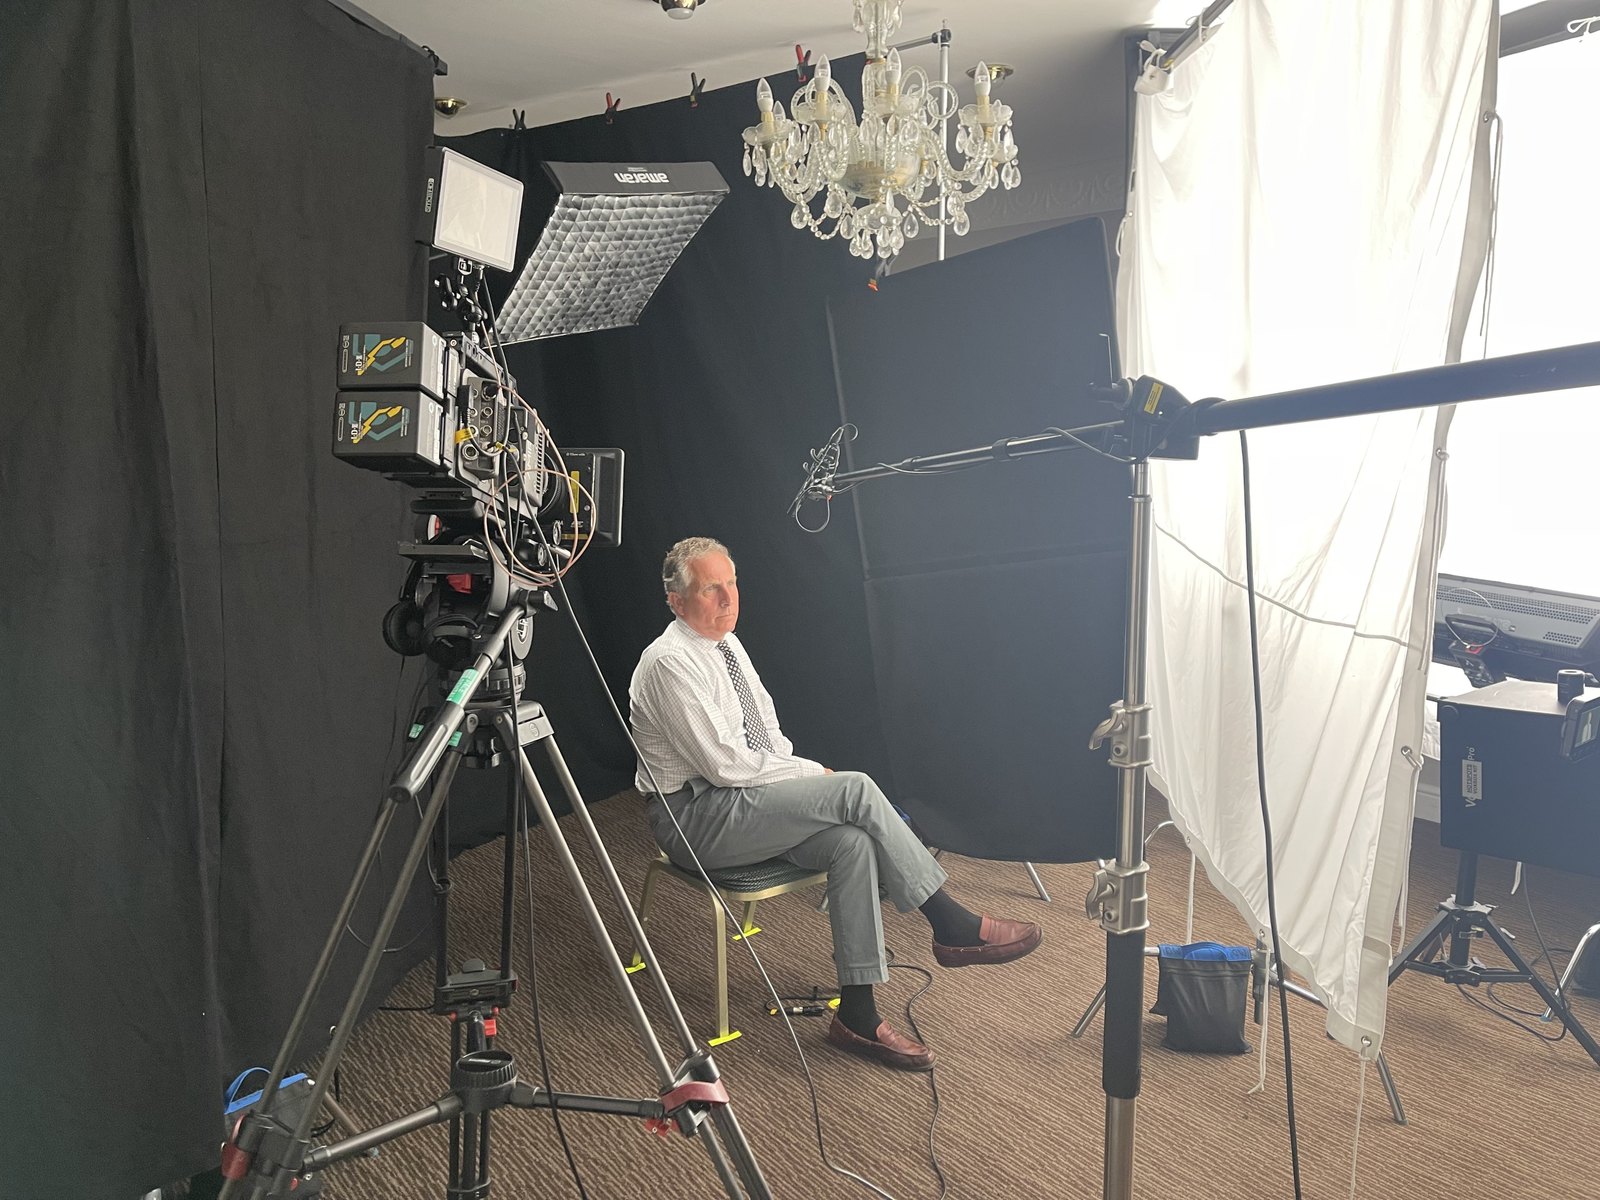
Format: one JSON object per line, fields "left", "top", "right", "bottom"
{"left": 823, "top": 767, "right": 834, "bottom": 774}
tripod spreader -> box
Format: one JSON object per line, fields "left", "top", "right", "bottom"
{"left": 299, "top": 1051, "right": 732, "bottom": 1177}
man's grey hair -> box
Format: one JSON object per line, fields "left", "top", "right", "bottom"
{"left": 662, "top": 537, "right": 732, "bottom": 604}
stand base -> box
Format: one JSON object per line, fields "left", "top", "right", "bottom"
{"left": 1390, "top": 895, "right": 1600, "bottom": 1067}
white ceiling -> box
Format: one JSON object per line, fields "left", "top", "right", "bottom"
{"left": 353, "top": 1, "right": 1185, "bottom": 236}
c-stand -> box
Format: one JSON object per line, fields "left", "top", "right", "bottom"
{"left": 792, "top": 337, "right": 1600, "bottom": 1200}
{"left": 1388, "top": 847, "right": 1600, "bottom": 1065}
{"left": 219, "top": 565, "right": 772, "bottom": 1200}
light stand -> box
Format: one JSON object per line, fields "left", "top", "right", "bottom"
{"left": 1389, "top": 847, "right": 1600, "bottom": 1063}
{"left": 800, "top": 337, "right": 1600, "bottom": 1200}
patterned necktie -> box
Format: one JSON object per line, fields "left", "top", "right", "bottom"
{"left": 717, "top": 640, "right": 773, "bottom": 752}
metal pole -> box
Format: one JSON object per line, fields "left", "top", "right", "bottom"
{"left": 1192, "top": 339, "right": 1600, "bottom": 435}
{"left": 939, "top": 24, "right": 949, "bottom": 263}
{"left": 1086, "top": 459, "right": 1153, "bottom": 1200}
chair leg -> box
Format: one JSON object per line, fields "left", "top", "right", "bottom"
{"left": 1023, "top": 861, "right": 1052, "bottom": 902}
{"left": 626, "top": 862, "right": 662, "bottom": 974}
{"left": 732, "top": 900, "right": 761, "bottom": 941}
{"left": 709, "top": 886, "right": 740, "bottom": 1044}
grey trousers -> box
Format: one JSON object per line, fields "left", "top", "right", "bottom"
{"left": 645, "top": 771, "right": 948, "bottom": 986}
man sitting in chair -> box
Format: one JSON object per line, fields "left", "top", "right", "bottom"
{"left": 629, "top": 537, "right": 1043, "bottom": 1071}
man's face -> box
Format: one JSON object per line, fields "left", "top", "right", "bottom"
{"left": 672, "top": 553, "right": 739, "bottom": 641}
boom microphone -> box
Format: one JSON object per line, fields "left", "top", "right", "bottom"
{"left": 788, "top": 424, "right": 853, "bottom": 519}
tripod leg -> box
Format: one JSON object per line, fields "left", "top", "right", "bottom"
{"left": 538, "top": 733, "right": 772, "bottom": 1192}
{"left": 1543, "top": 922, "right": 1600, "bottom": 1022}
{"left": 495, "top": 714, "right": 770, "bottom": 1200}
{"left": 448, "top": 1019, "right": 463, "bottom": 1190}
{"left": 498, "top": 765, "right": 519, "bottom": 981}
{"left": 1275, "top": 976, "right": 1407, "bottom": 1125}
{"left": 236, "top": 733, "right": 475, "bottom": 1200}
{"left": 1375, "top": 1054, "right": 1407, "bottom": 1126}
{"left": 1070, "top": 984, "right": 1109, "bottom": 1039}
{"left": 241, "top": 791, "right": 413, "bottom": 1143}
{"left": 1024, "top": 862, "right": 1052, "bottom": 903}
{"left": 1480, "top": 919, "right": 1600, "bottom": 1066}
{"left": 1388, "top": 908, "right": 1456, "bottom": 984}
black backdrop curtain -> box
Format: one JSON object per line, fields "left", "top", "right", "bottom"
{"left": 438, "top": 58, "right": 900, "bottom": 852}
{"left": 0, "top": 2, "right": 433, "bottom": 1195}
{"left": 443, "top": 75, "right": 1127, "bottom": 861}
{"left": 828, "top": 222, "right": 1127, "bottom": 862}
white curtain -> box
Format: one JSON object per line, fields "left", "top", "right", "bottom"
{"left": 1115, "top": 1, "right": 1496, "bottom": 1053}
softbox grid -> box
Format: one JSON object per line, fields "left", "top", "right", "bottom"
{"left": 498, "top": 187, "right": 725, "bottom": 344}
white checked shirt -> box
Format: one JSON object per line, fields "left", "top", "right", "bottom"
{"left": 629, "top": 619, "right": 825, "bottom": 793}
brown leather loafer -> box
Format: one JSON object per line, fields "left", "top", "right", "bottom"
{"left": 932, "top": 914, "right": 1043, "bottom": 968}
{"left": 825, "top": 1015, "right": 935, "bottom": 1071}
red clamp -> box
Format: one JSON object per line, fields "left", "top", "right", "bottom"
{"left": 645, "top": 1077, "right": 730, "bottom": 1136}
{"left": 220, "top": 1141, "right": 252, "bottom": 1181}
{"left": 661, "top": 1078, "right": 729, "bottom": 1112}
{"left": 220, "top": 1115, "right": 252, "bottom": 1181}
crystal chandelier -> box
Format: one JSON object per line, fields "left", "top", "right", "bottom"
{"left": 741, "top": 0, "right": 1020, "bottom": 259}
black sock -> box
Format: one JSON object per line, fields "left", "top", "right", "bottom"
{"left": 920, "top": 889, "right": 982, "bottom": 946}
{"left": 837, "top": 984, "right": 881, "bottom": 1040}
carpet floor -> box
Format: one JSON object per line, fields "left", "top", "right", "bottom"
{"left": 308, "top": 791, "right": 1600, "bottom": 1199}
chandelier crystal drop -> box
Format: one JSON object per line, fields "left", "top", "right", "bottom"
{"left": 741, "top": 0, "right": 1020, "bottom": 259}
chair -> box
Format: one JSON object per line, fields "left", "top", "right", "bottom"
{"left": 627, "top": 852, "right": 828, "bottom": 1045}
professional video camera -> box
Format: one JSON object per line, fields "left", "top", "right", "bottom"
{"left": 327, "top": 149, "right": 728, "bottom": 666}
{"left": 330, "top": 309, "right": 619, "bottom": 665}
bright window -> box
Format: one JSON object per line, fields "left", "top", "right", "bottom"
{"left": 1441, "top": 32, "right": 1600, "bottom": 599}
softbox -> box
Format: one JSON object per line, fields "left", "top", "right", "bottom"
{"left": 826, "top": 219, "right": 1126, "bottom": 862}
{"left": 498, "top": 161, "right": 729, "bottom": 344}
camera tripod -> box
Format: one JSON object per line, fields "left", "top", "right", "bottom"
{"left": 219, "top": 592, "right": 773, "bottom": 1199}
{"left": 1388, "top": 847, "right": 1600, "bottom": 1066}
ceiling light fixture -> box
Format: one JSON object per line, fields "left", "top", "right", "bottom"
{"left": 658, "top": 0, "right": 703, "bottom": 18}
{"left": 741, "top": 0, "right": 1020, "bottom": 261}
